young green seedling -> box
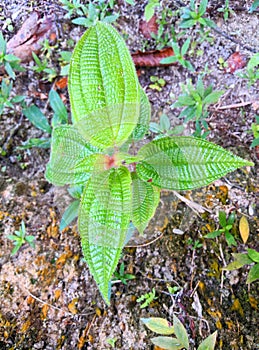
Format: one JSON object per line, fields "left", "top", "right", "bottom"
{"left": 180, "top": 0, "right": 215, "bottom": 29}
{"left": 205, "top": 211, "right": 237, "bottom": 247}
{"left": 0, "top": 32, "right": 25, "bottom": 79}
{"left": 224, "top": 248, "right": 259, "bottom": 284}
{"left": 142, "top": 315, "right": 217, "bottom": 349}
{"left": 7, "top": 221, "right": 35, "bottom": 255}
{"left": 45, "top": 22, "right": 253, "bottom": 305}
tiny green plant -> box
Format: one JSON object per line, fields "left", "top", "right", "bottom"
{"left": 59, "top": 50, "right": 72, "bottom": 76}
{"left": 141, "top": 314, "right": 217, "bottom": 349}
{"left": 137, "top": 288, "right": 157, "bottom": 308}
{"left": 112, "top": 262, "right": 135, "bottom": 285}
{"left": 7, "top": 221, "right": 35, "bottom": 255}
{"left": 179, "top": 0, "right": 215, "bottom": 29}
{"left": 45, "top": 22, "right": 253, "bottom": 305}
{"left": 160, "top": 38, "right": 195, "bottom": 71}
{"left": 217, "top": 0, "right": 234, "bottom": 21}
{"left": 149, "top": 113, "right": 184, "bottom": 139}
{"left": 149, "top": 75, "right": 166, "bottom": 91}
{"left": 224, "top": 248, "right": 259, "bottom": 284}
{"left": 31, "top": 52, "right": 57, "bottom": 82}
{"left": 250, "top": 115, "right": 259, "bottom": 148}
{"left": 172, "top": 76, "right": 224, "bottom": 137}
{"left": 0, "top": 32, "right": 25, "bottom": 79}
{"left": 0, "top": 78, "right": 25, "bottom": 116}
{"left": 106, "top": 337, "right": 118, "bottom": 348}
{"left": 238, "top": 52, "right": 259, "bottom": 87}
{"left": 20, "top": 89, "right": 68, "bottom": 149}
{"left": 61, "top": 0, "right": 118, "bottom": 27}
{"left": 205, "top": 211, "right": 237, "bottom": 247}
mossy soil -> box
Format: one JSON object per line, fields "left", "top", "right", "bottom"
{"left": 0, "top": 1, "right": 258, "bottom": 349}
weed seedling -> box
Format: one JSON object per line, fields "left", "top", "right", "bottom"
{"left": 45, "top": 22, "right": 253, "bottom": 305}
{"left": 224, "top": 248, "right": 259, "bottom": 284}
{"left": 0, "top": 32, "right": 25, "bottom": 79}
{"left": 160, "top": 38, "right": 195, "bottom": 71}
{"left": 149, "top": 113, "right": 184, "bottom": 139}
{"left": 205, "top": 211, "right": 237, "bottom": 247}
{"left": 137, "top": 288, "right": 157, "bottom": 308}
{"left": 112, "top": 262, "right": 135, "bottom": 285}
{"left": 7, "top": 221, "right": 35, "bottom": 255}
{"left": 141, "top": 314, "right": 217, "bottom": 349}
{"left": 149, "top": 75, "right": 166, "bottom": 91}
{"left": 250, "top": 115, "right": 259, "bottom": 148}
{"left": 31, "top": 52, "right": 57, "bottom": 81}
{"left": 179, "top": 0, "right": 215, "bottom": 29}
{"left": 0, "top": 79, "right": 25, "bottom": 116}
{"left": 172, "top": 76, "right": 224, "bottom": 137}
{"left": 217, "top": 0, "right": 234, "bottom": 21}
{"left": 238, "top": 52, "right": 259, "bottom": 87}
{"left": 61, "top": 0, "right": 119, "bottom": 27}
{"left": 20, "top": 89, "right": 68, "bottom": 149}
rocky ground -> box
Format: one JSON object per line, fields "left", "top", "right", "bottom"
{"left": 0, "top": 1, "right": 258, "bottom": 349}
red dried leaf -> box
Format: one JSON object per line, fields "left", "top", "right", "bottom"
{"left": 131, "top": 47, "right": 175, "bottom": 67}
{"left": 139, "top": 15, "right": 158, "bottom": 39}
{"left": 55, "top": 77, "right": 68, "bottom": 89}
{"left": 225, "top": 52, "right": 247, "bottom": 73}
{"left": 7, "top": 12, "right": 57, "bottom": 62}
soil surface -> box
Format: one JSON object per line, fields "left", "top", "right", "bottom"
{"left": 0, "top": 1, "right": 258, "bottom": 350}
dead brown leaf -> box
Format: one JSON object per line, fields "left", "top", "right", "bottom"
{"left": 7, "top": 12, "right": 57, "bottom": 62}
{"left": 225, "top": 52, "right": 247, "bottom": 73}
{"left": 139, "top": 15, "right": 158, "bottom": 39}
{"left": 131, "top": 47, "right": 175, "bottom": 67}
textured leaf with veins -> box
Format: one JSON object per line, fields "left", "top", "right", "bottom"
{"left": 131, "top": 173, "right": 160, "bottom": 234}
{"left": 69, "top": 22, "right": 140, "bottom": 149}
{"left": 79, "top": 166, "right": 131, "bottom": 304}
{"left": 136, "top": 137, "right": 253, "bottom": 190}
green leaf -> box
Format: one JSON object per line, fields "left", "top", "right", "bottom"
{"left": 205, "top": 230, "right": 221, "bottom": 239}
{"left": 198, "top": 331, "right": 217, "bottom": 350}
{"left": 203, "top": 91, "right": 224, "bottom": 105}
{"left": 136, "top": 137, "right": 254, "bottom": 191}
{"left": 59, "top": 199, "right": 80, "bottom": 231}
{"left": 179, "top": 19, "right": 197, "bottom": 28}
{"left": 219, "top": 211, "right": 227, "bottom": 227}
{"left": 131, "top": 87, "right": 151, "bottom": 140}
{"left": 131, "top": 173, "right": 160, "bottom": 234}
{"left": 5, "top": 62, "right": 15, "bottom": 79}
{"left": 247, "top": 53, "right": 259, "bottom": 70}
{"left": 23, "top": 105, "right": 52, "bottom": 134}
{"left": 18, "top": 138, "right": 50, "bottom": 149}
{"left": 151, "top": 336, "right": 183, "bottom": 350}
{"left": 181, "top": 38, "right": 191, "bottom": 56}
{"left": 45, "top": 125, "right": 99, "bottom": 186}
{"left": 160, "top": 114, "right": 170, "bottom": 131}
{"left": 198, "top": 0, "right": 208, "bottom": 16}
{"left": 49, "top": 89, "right": 68, "bottom": 125}
{"left": 0, "top": 32, "right": 6, "bottom": 54}
{"left": 247, "top": 263, "right": 259, "bottom": 283}
{"left": 160, "top": 56, "right": 178, "bottom": 64}
{"left": 79, "top": 166, "right": 131, "bottom": 304}
{"left": 249, "top": 0, "right": 259, "bottom": 13}
{"left": 173, "top": 315, "right": 189, "bottom": 349}
{"left": 69, "top": 22, "right": 140, "bottom": 148}
{"left": 141, "top": 318, "right": 175, "bottom": 335}
{"left": 247, "top": 249, "right": 259, "bottom": 263}
{"left": 223, "top": 253, "right": 253, "bottom": 271}
{"left": 225, "top": 232, "right": 237, "bottom": 247}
